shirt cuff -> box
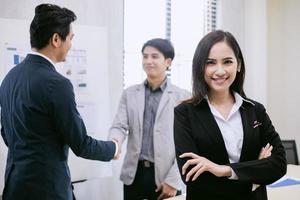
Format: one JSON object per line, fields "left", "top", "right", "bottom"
{"left": 252, "top": 184, "right": 260, "bottom": 191}
{"left": 112, "top": 139, "right": 119, "bottom": 157}
{"left": 228, "top": 168, "right": 238, "bottom": 180}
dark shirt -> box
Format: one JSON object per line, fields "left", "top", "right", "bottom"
{"left": 139, "top": 78, "right": 167, "bottom": 162}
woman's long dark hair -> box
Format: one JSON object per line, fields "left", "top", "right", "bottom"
{"left": 187, "top": 30, "right": 246, "bottom": 105}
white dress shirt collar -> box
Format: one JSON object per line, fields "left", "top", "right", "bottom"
{"left": 205, "top": 92, "right": 245, "bottom": 121}
{"left": 29, "top": 51, "right": 56, "bottom": 68}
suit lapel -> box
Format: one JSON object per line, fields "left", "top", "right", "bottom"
{"left": 155, "top": 87, "right": 171, "bottom": 122}
{"left": 135, "top": 84, "right": 145, "bottom": 131}
{"left": 239, "top": 106, "right": 253, "bottom": 162}
{"left": 195, "top": 102, "right": 229, "bottom": 162}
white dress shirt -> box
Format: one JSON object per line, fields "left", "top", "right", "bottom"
{"left": 207, "top": 92, "right": 244, "bottom": 164}
{"left": 207, "top": 93, "right": 259, "bottom": 190}
{"left": 207, "top": 92, "right": 244, "bottom": 180}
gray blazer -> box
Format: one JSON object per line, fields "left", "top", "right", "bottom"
{"left": 108, "top": 79, "right": 190, "bottom": 190}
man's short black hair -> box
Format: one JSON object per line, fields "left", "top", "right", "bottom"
{"left": 30, "top": 4, "right": 77, "bottom": 50}
{"left": 141, "top": 38, "right": 175, "bottom": 60}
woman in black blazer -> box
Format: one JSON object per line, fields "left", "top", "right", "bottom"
{"left": 174, "top": 30, "right": 286, "bottom": 200}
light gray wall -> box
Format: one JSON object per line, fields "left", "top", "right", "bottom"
{"left": 0, "top": 0, "right": 124, "bottom": 199}
{"left": 219, "top": 0, "right": 245, "bottom": 50}
{"left": 267, "top": 0, "right": 300, "bottom": 158}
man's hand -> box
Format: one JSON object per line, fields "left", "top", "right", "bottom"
{"left": 156, "top": 182, "right": 177, "bottom": 200}
{"left": 112, "top": 139, "right": 121, "bottom": 160}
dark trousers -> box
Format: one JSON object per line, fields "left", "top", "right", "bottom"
{"left": 124, "top": 161, "right": 159, "bottom": 200}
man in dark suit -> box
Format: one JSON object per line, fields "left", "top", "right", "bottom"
{"left": 0, "top": 4, "right": 120, "bottom": 200}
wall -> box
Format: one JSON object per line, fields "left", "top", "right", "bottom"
{"left": 219, "top": 0, "right": 245, "bottom": 50}
{"left": 0, "top": 0, "right": 124, "bottom": 199}
{"left": 267, "top": 0, "right": 300, "bottom": 157}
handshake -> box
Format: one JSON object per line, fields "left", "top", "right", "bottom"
{"left": 111, "top": 139, "right": 122, "bottom": 160}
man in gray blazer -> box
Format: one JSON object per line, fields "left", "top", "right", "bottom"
{"left": 109, "top": 38, "right": 190, "bottom": 200}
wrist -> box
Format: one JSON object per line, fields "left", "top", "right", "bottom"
{"left": 221, "top": 165, "right": 232, "bottom": 177}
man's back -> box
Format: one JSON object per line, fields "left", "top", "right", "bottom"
{"left": 0, "top": 54, "right": 116, "bottom": 200}
{"left": 0, "top": 54, "right": 75, "bottom": 199}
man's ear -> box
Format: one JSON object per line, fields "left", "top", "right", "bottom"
{"left": 166, "top": 58, "right": 172, "bottom": 69}
{"left": 50, "top": 33, "right": 61, "bottom": 48}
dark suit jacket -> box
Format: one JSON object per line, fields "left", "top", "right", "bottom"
{"left": 174, "top": 98, "right": 287, "bottom": 200}
{"left": 0, "top": 54, "right": 116, "bottom": 200}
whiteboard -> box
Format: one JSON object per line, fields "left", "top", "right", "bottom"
{"left": 0, "top": 18, "right": 112, "bottom": 193}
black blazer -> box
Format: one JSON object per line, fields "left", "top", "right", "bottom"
{"left": 174, "top": 98, "right": 286, "bottom": 200}
{"left": 0, "top": 54, "right": 116, "bottom": 200}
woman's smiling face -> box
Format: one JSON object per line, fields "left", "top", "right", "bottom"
{"left": 204, "top": 41, "right": 239, "bottom": 95}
